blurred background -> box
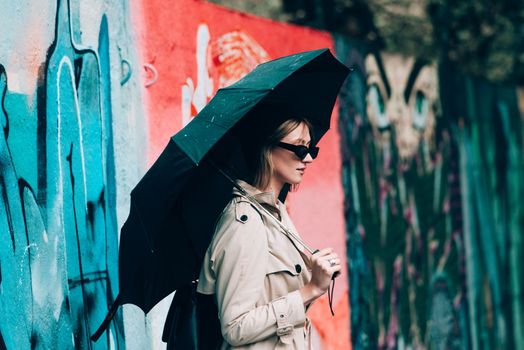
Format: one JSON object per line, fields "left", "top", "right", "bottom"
{"left": 0, "top": 0, "right": 522, "bottom": 349}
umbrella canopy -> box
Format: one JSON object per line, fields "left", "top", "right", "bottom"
{"left": 176, "top": 48, "right": 346, "bottom": 164}
{"left": 92, "top": 48, "right": 349, "bottom": 341}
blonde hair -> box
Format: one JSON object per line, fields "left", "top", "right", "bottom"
{"left": 253, "top": 118, "right": 313, "bottom": 191}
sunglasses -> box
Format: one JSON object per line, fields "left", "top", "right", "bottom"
{"left": 277, "top": 142, "right": 319, "bottom": 160}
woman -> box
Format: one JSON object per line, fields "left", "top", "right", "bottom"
{"left": 197, "top": 117, "right": 342, "bottom": 349}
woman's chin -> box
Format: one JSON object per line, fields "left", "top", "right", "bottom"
{"left": 287, "top": 176, "right": 303, "bottom": 186}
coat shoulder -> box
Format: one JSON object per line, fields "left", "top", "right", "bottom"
{"left": 209, "top": 197, "right": 267, "bottom": 259}
{"left": 220, "top": 196, "right": 263, "bottom": 226}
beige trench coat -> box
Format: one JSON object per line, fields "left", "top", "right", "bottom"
{"left": 197, "top": 180, "right": 314, "bottom": 349}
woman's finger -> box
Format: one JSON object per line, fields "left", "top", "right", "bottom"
{"left": 319, "top": 260, "right": 342, "bottom": 273}
{"left": 318, "top": 253, "right": 338, "bottom": 261}
{"left": 326, "top": 265, "right": 342, "bottom": 275}
{"left": 311, "top": 248, "right": 332, "bottom": 263}
{"left": 313, "top": 248, "right": 333, "bottom": 257}
{"left": 331, "top": 264, "right": 342, "bottom": 271}
{"left": 315, "top": 254, "right": 339, "bottom": 266}
{"left": 323, "top": 258, "right": 341, "bottom": 266}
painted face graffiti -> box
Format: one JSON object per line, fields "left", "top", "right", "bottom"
{"left": 365, "top": 53, "right": 438, "bottom": 162}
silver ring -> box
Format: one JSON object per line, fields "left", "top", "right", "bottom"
{"left": 328, "top": 258, "right": 336, "bottom": 267}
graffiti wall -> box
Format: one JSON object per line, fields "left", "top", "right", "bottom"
{"left": 133, "top": 0, "right": 351, "bottom": 348}
{"left": 0, "top": 0, "right": 147, "bottom": 348}
{"left": 336, "top": 38, "right": 524, "bottom": 349}
{"left": 1, "top": 0, "right": 352, "bottom": 349}
{"left": 10, "top": 0, "right": 521, "bottom": 349}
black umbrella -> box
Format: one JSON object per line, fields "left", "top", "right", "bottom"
{"left": 91, "top": 48, "right": 349, "bottom": 341}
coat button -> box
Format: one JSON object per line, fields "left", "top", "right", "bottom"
{"left": 240, "top": 215, "right": 248, "bottom": 222}
{"left": 295, "top": 264, "right": 302, "bottom": 273}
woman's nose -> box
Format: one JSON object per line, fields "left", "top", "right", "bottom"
{"left": 303, "top": 153, "right": 314, "bottom": 163}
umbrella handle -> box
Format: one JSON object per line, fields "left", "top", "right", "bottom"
{"left": 312, "top": 249, "right": 340, "bottom": 279}
{"left": 90, "top": 294, "right": 121, "bottom": 342}
{"left": 311, "top": 251, "right": 339, "bottom": 316}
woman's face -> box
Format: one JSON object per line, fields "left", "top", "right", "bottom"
{"left": 270, "top": 122, "right": 314, "bottom": 186}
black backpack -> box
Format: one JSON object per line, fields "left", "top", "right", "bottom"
{"left": 163, "top": 282, "right": 223, "bottom": 350}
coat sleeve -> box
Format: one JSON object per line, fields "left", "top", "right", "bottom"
{"left": 210, "top": 200, "right": 306, "bottom": 347}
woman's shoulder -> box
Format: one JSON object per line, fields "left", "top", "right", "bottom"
{"left": 218, "top": 196, "right": 264, "bottom": 227}
{"left": 209, "top": 196, "right": 267, "bottom": 253}
{"left": 202, "top": 198, "right": 268, "bottom": 273}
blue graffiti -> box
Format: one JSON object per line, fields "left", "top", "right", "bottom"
{"left": 0, "top": 0, "right": 122, "bottom": 348}
{"left": 0, "top": 65, "right": 35, "bottom": 349}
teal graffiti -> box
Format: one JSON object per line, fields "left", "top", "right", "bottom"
{"left": 0, "top": 65, "right": 35, "bottom": 349}
{"left": 457, "top": 76, "right": 524, "bottom": 350}
{"left": 0, "top": 0, "right": 122, "bottom": 348}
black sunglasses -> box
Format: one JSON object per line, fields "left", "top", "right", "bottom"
{"left": 277, "top": 142, "right": 319, "bottom": 160}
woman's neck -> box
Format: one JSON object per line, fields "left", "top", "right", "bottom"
{"left": 261, "top": 177, "right": 283, "bottom": 203}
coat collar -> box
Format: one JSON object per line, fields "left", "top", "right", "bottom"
{"left": 233, "top": 179, "right": 284, "bottom": 213}
{"left": 233, "top": 180, "right": 312, "bottom": 267}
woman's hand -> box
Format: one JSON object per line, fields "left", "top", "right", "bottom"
{"left": 299, "top": 248, "right": 341, "bottom": 305}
